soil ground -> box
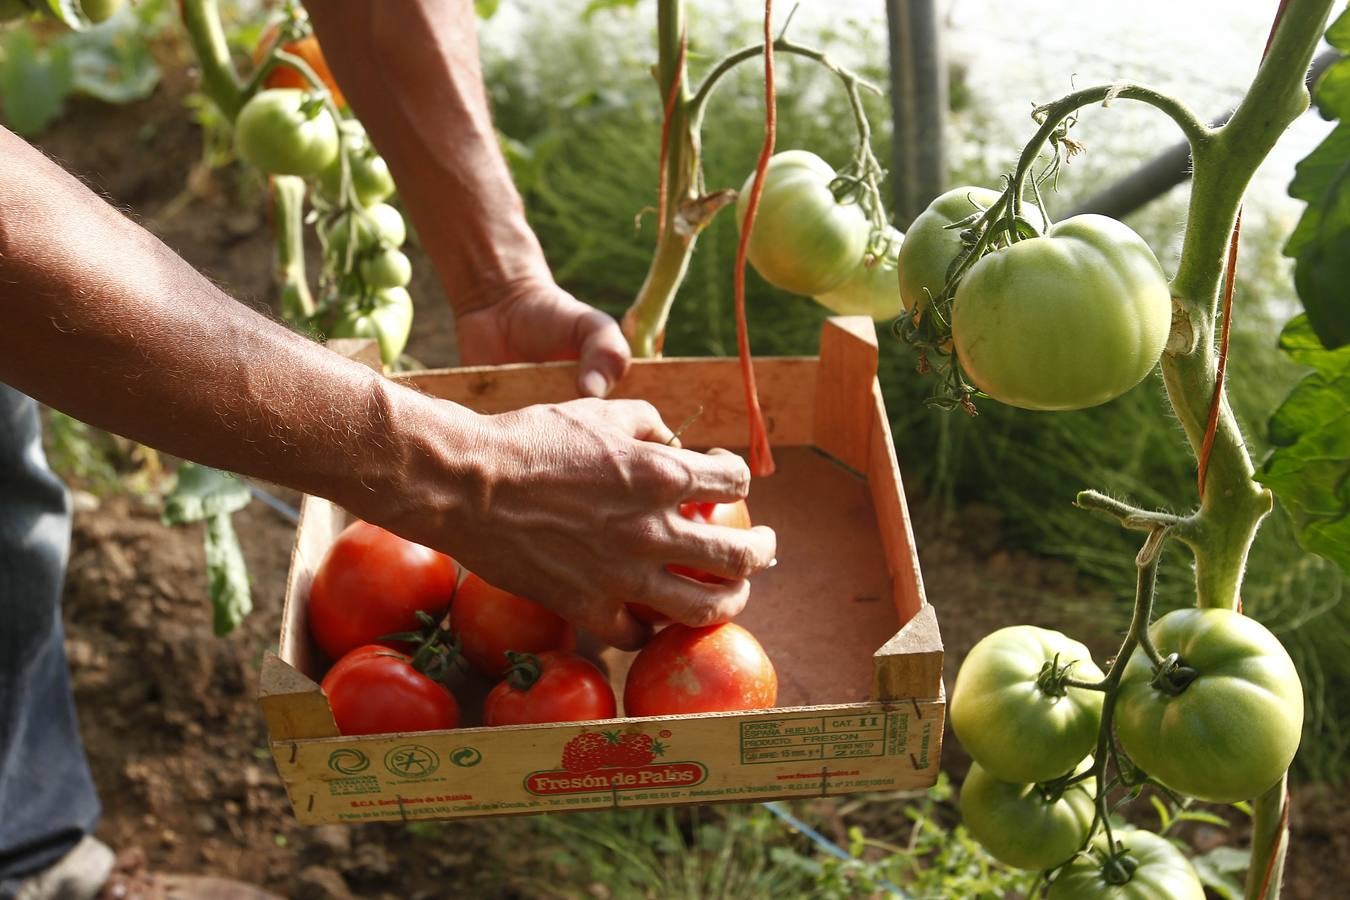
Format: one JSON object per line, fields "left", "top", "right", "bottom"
{"left": 23, "top": 62, "right": 1348, "bottom": 899}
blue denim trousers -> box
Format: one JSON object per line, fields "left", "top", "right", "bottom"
{"left": 0, "top": 385, "right": 100, "bottom": 893}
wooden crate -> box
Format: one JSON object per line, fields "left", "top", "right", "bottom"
{"left": 260, "top": 317, "right": 944, "bottom": 823}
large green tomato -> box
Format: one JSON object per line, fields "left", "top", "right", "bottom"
{"left": 235, "top": 89, "right": 339, "bottom": 178}
{"left": 950, "top": 626, "right": 1105, "bottom": 784}
{"left": 80, "top": 0, "right": 123, "bottom": 23}
{"left": 1115, "top": 608, "right": 1303, "bottom": 803}
{"left": 814, "top": 226, "right": 905, "bottom": 321}
{"left": 951, "top": 214, "right": 1171, "bottom": 411}
{"left": 736, "top": 150, "right": 870, "bottom": 296}
{"left": 330, "top": 287, "right": 413, "bottom": 367}
{"left": 1047, "top": 830, "right": 1203, "bottom": 899}
{"left": 959, "top": 758, "right": 1094, "bottom": 870}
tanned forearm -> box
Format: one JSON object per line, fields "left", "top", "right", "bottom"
{"left": 304, "top": 0, "right": 549, "bottom": 314}
{"left": 0, "top": 126, "right": 471, "bottom": 516}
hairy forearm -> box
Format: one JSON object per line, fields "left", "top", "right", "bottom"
{"left": 305, "top": 0, "right": 550, "bottom": 313}
{"left": 0, "top": 127, "right": 472, "bottom": 514}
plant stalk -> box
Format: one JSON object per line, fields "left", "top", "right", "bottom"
{"left": 179, "top": 0, "right": 245, "bottom": 121}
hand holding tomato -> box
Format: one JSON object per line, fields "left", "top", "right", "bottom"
{"left": 395, "top": 398, "right": 777, "bottom": 651}
{"left": 630, "top": 498, "right": 754, "bottom": 625}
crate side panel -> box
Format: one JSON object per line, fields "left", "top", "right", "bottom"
{"left": 271, "top": 699, "right": 943, "bottom": 824}
{"left": 866, "top": 383, "right": 927, "bottom": 623}
{"left": 280, "top": 497, "right": 348, "bottom": 680}
{"left": 400, "top": 357, "right": 818, "bottom": 450}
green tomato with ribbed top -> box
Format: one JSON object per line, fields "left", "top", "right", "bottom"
{"left": 329, "top": 287, "right": 413, "bottom": 368}
{"left": 1047, "top": 830, "right": 1203, "bottom": 899}
{"left": 735, "top": 150, "right": 870, "bottom": 297}
{"left": 235, "top": 89, "right": 339, "bottom": 177}
{"left": 951, "top": 214, "right": 1171, "bottom": 411}
{"left": 1115, "top": 608, "right": 1303, "bottom": 803}
{"left": 959, "top": 757, "right": 1095, "bottom": 870}
{"left": 950, "top": 625, "right": 1105, "bottom": 784}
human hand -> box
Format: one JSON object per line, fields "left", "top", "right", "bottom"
{"left": 455, "top": 278, "right": 630, "bottom": 399}
{"left": 376, "top": 393, "right": 776, "bottom": 650}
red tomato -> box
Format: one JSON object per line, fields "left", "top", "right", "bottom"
{"left": 629, "top": 499, "right": 753, "bottom": 625}
{"left": 484, "top": 651, "right": 617, "bottom": 726}
{"left": 623, "top": 622, "right": 777, "bottom": 716}
{"left": 451, "top": 573, "right": 577, "bottom": 676}
{"left": 307, "top": 520, "right": 458, "bottom": 662}
{"left": 321, "top": 645, "right": 459, "bottom": 735}
{"left": 253, "top": 21, "right": 347, "bottom": 108}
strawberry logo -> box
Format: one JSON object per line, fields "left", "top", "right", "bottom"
{"left": 560, "top": 730, "right": 668, "bottom": 770}
{"left": 560, "top": 732, "right": 610, "bottom": 772}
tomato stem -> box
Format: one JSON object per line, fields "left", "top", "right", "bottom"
{"left": 179, "top": 0, "right": 245, "bottom": 120}
{"left": 503, "top": 651, "right": 543, "bottom": 692}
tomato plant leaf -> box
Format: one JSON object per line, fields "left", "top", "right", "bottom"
{"left": 162, "top": 462, "right": 253, "bottom": 524}
{"left": 67, "top": 11, "right": 160, "bottom": 104}
{"left": 1258, "top": 316, "right": 1350, "bottom": 573}
{"left": 204, "top": 511, "right": 251, "bottom": 636}
{"left": 0, "top": 29, "right": 74, "bottom": 135}
{"left": 1284, "top": 7, "right": 1350, "bottom": 350}
{"left": 1189, "top": 846, "right": 1250, "bottom": 900}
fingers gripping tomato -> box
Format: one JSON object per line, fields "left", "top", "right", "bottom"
{"left": 307, "top": 519, "right": 458, "bottom": 661}
{"left": 329, "top": 286, "right": 414, "bottom": 369}
{"left": 735, "top": 150, "right": 870, "bottom": 297}
{"left": 484, "top": 651, "right": 617, "bottom": 726}
{"left": 895, "top": 186, "right": 1044, "bottom": 314}
{"left": 951, "top": 214, "right": 1172, "bottom": 411}
{"left": 950, "top": 626, "right": 1104, "bottom": 784}
{"left": 959, "top": 758, "right": 1094, "bottom": 871}
{"left": 1047, "top": 829, "right": 1204, "bottom": 899}
{"left": 1115, "top": 608, "right": 1303, "bottom": 803}
{"left": 451, "top": 572, "right": 577, "bottom": 677}
{"left": 815, "top": 226, "right": 906, "bottom": 321}
{"left": 629, "top": 499, "right": 753, "bottom": 625}
{"left": 235, "top": 89, "right": 339, "bottom": 178}
{"left": 322, "top": 645, "right": 459, "bottom": 736}
{"left": 624, "top": 622, "right": 777, "bottom": 716}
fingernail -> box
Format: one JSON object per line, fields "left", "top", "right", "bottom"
{"left": 580, "top": 371, "right": 610, "bottom": 398}
{"left": 768, "top": 558, "right": 778, "bottom": 568}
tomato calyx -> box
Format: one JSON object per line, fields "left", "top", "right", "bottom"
{"left": 1035, "top": 653, "right": 1079, "bottom": 698}
{"left": 502, "top": 650, "right": 544, "bottom": 692}
{"left": 1148, "top": 651, "right": 1200, "bottom": 696}
{"left": 379, "top": 610, "right": 462, "bottom": 682}
{"left": 1098, "top": 846, "right": 1141, "bottom": 886}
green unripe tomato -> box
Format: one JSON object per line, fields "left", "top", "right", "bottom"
{"left": 1115, "top": 608, "right": 1303, "bottom": 803}
{"left": 896, "top": 186, "right": 1046, "bottom": 313}
{"left": 80, "top": 0, "right": 123, "bottom": 23}
{"left": 950, "top": 625, "right": 1104, "bottom": 784}
{"left": 1047, "top": 830, "right": 1204, "bottom": 899}
{"left": 952, "top": 214, "right": 1171, "bottom": 411}
{"left": 814, "top": 226, "right": 905, "bottom": 321}
{"left": 735, "top": 150, "right": 870, "bottom": 296}
{"left": 318, "top": 131, "right": 397, "bottom": 207}
{"left": 361, "top": 247, "right": 412, "bottom": 290}
{"left": 323, "top": 202, "right": 408, "bottom": 260}
{"left": 235, "top": 89, "right": 339, "bottom": 178}
{"left": 329, "top": 287, "right": 413, "bottom": 368}
{"left": 959, "top": 758, "right": 1094, "bottom": 871}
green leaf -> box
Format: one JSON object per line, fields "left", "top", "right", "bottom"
{"left": 1189, "top": 846, "right": 1249, "bottom": 900}
{"left": 205, "top": 512, "right": 251, "bottom": 636}
{"left": 67, "top": 10, "right": 159, "bottom": 103}
{"left": 1313, "top": 58, "right": 1350, "bottom": 120}
{"left": 1326, "top": 5, "right": 1350, "bottom": 50}
{"left": 162, "top": 462, "right": 252, "bottom": 524}
{"left": 1258, "top": 316, "right": 1350, "bottom": 573}
{"left": 0, "top": 29, "right": 74, "bottom": 135}
{"left": 474, "top": 0, "right": 500, "bottom": 18}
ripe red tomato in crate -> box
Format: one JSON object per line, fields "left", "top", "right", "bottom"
{"left": 484, "top": 651, "right": 616, "bottom": 726}
{"left": 321, "top": 645, "right": 459, "bottom": 736}
{"left": 624, "top": 622, "right": 777, "bottom": 716}
{"left": 452, "top": 572, "right": 577, "bottom": 676}
{"left": 307, "top": 520, "right": 458, "bottom": 662}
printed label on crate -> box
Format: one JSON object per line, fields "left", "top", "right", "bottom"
{"left": 274, "top": 701, "right": 943, "bottom": 824}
